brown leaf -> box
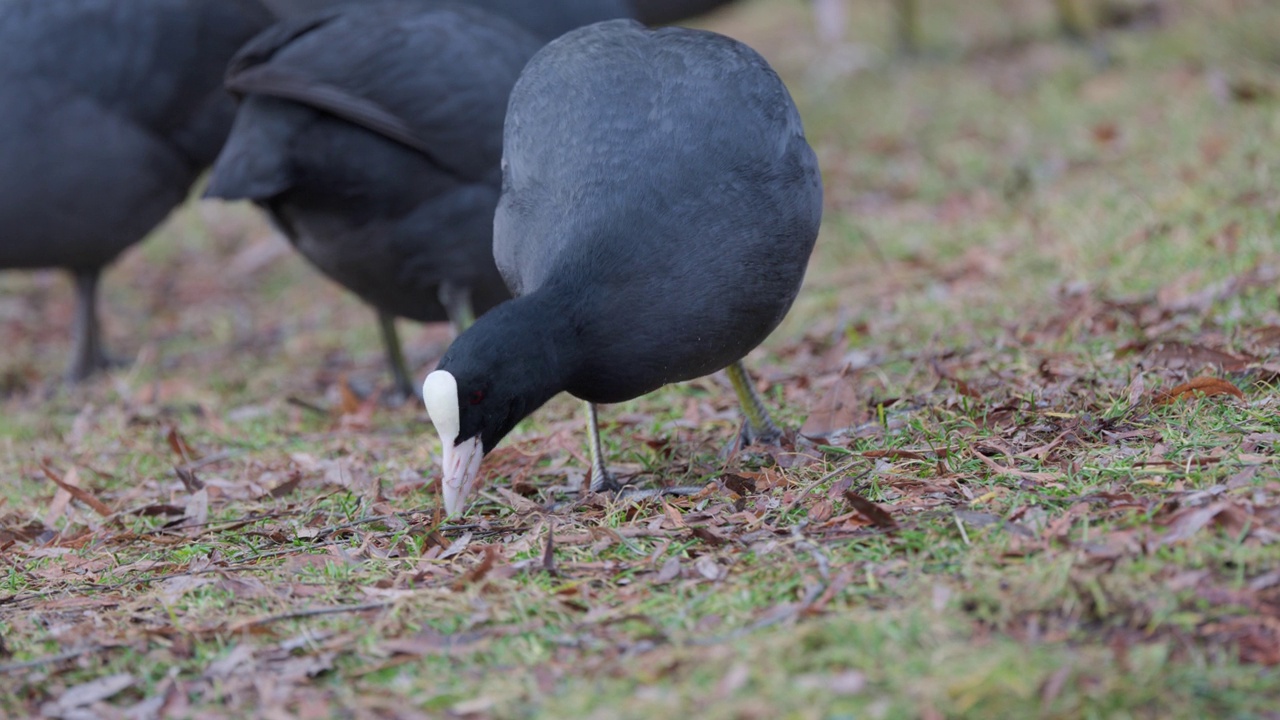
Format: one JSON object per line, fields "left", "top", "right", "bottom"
{"left": 1125, "top": 373, "right": 1146, "bottom": 408}
{"left": 541, "top": 527, "right": 557, "bottom": 575}
{"left": 48, "top": 674, "right": 135, "bottom": 714}
{"left": 455, "top": 545, "right": 500, "bottom": 588}
{"left": 174, "top": 466, "right": 204, "bottom": 492}
{"left": 654, "top": 556, "right": 682, "bottom": 583}
{"left": 722, "top": 473, "right": 757, "bottom": 497}
{"left": 268, "top": 470, "right": 303, "bottom": 498}
{"left": 663, "top": 500, "right": 687, "bottom": 529}
{"left": 1091, "top": 121, "right": 1120, "bottom": 147}
{"left": 808, "top": 499, "right": 834, "bottom": 524}
{"left": 690, "top": 526, "right": 729, "bottom": 547}
{"left": 40, "top": 462, "right": 111, "bottom": 517}
{"left": 1154, "top": 502, "right": 1253, "bottom": 548}
{"left": 694, "top": 555, "right": 725, "bottom": 581}
{"left": 166, "top": 426, "right": 198, "bottom": 463}
{"left": 843, "top": 490, "right": 898, "bottom": 530}
{"left": 972, "top": 451, "right": 1059, "bottom": 483}
{"left": 1142, "top": 343, "right": 1252, "bottom": 372}
{"left": 1154, "top": 376, "right": 1244, "bottom": 405}
{"left": 336, "top": 375, "right": 362, "bottom": 417}
{"left": 184, "top": 488, "right": 209, "bottom": 528}
{"left": 800, "top": 372, "right": 865, "bottom": 441}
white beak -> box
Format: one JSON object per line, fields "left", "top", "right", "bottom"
{"left": 440, "top": 435, "right": 485, "bottom": 516}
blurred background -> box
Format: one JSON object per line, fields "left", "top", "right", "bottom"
{"left": 0, "top": 0, "right": 1277, "bottom": 414}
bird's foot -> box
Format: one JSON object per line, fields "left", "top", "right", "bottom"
{"left": 64, "top": 349, "right": 128, "bottom": 384}
{"left": 588, "top": 466, "right": 625, "bottom": 494}
{"left": 383, "top": 380, "right": 419, "bottom": 408}
{"left": 739, "top": 418, "right": 785, "bottom": 449}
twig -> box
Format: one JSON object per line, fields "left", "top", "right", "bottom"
{"left": 232, "top": 601, "right": 394, "bottom": 630}
{"left": 0, "top": 645, "right": 107, "bottom": 675}
{"left": 285, "top": 396, "right": 330, "bottom": 416}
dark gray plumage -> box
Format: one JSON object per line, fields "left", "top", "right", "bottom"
{"left": 259, "top": 0, "right": 633, "bottom": 42}
{"left": 425, "top": 20, "right": 823, "bottom": 515}
{"left": 0, "top": 0, "right": 275, "bottom": 381}
{"left": 629, "top": 0, "right": 739, "bottom": 25}
{"left": 204, "top": 3, "right": 554, "bottom": 398}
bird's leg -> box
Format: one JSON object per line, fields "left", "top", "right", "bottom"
{"left": 1052, "top": 0, "right": 1093, "bottom": 40}
{"left": 585, "top": 400, "right": 622, "bottom": 493}
{"left": 1052, "top": 0, "right": 1110, "bottom": 65}
{"left": 377, "top": 311, "right": 416, "bottom": 401}
{"left": 66, "top": 269, "right": 112, "bottom": 382}
{"left": 726, "top": 360, "right": 783, "bottom": 447}
{"left": 439, "top": 281, "right": 476, "bottom": 335}
{"left": 893, "top": 0, "right": 920, "bottom": 56}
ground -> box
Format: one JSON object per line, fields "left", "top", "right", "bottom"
{"left": 2, "top": 0, "right": 1280, "bottom": 717}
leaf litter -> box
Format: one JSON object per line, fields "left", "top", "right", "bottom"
{"left": 4, "top": 1, "right": 1280, "bottom": 716}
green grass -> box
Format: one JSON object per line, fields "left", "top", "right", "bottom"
{"left": 4, "top": 0, "right": 1280, "bottom": 716}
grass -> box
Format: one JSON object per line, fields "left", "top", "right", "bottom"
{"left": 3, "top": 0, "right": 1280, "bottom": 717}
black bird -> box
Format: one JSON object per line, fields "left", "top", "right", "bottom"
{"left": 422, "top": 19, "right": 823, "bottom": 515}
{"left": 629, "top": 0, "right": 738, "bottom": 25}
{"left": 0, "top": 0, "right": 274, "bottom": 381}
{"left": 259, "top": 0, "right": 633, "bottom": 42}
{"left": 205, "top": 1, "right": 626, "bottom": 399}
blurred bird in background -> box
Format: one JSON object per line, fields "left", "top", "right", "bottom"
{"left": 0, "top": 0, "right": 275, "bottom": 382}
{"left": 204, "top": 2, "right": 600, "bottom": 401}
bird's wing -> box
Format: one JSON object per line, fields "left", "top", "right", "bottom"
{"left": 225, "top": 65, "right": 441, "bottom": 161}
{"left": 224, "top": 5, "right": 537, "bottom": 184}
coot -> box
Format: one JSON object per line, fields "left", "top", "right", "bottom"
{"left": 629, "top": 0, "right": 738, "bottom": 25}
{"left": 423, "top": 19, "right": 823, "bottom": 515}
{"left": 204, "top": 3, "right": 549, "bottom": 398}
{"left": 259, "top": 0, "right": 633, "bottom": 42}
{"left": 0, "top": 0, "right": 274, "bottom": 381}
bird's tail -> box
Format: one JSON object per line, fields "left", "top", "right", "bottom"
{"left": 203, "top": 98, "right": 296, "bottom": 201}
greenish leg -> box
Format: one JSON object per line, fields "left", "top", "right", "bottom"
{"left": 377, "top": 311, "right": 415, "bottom": 401}
{"left": 1052, "top": 0, "right": 1093, "bottom": 40}
{"left": 439, "top": 281, "right": 475, "bottom": 335}
{"left": 585, "top": 401, "right": 619, "bottom": 493}
{"left": 893, "top": 0, "right": 920, "bottom": 56}
{"left": 1052, "top": 0, "right": 1111, "bottom": 66}
{"left": 726, "top": 360, "right": 783, "bottom": 446}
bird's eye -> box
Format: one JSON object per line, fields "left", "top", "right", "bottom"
{"left": 469, "top": 390, "right": 485, "bottom": 405}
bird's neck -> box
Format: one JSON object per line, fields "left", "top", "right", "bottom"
{"left": 456, "top": 288, "right": 584, "bottom": 417}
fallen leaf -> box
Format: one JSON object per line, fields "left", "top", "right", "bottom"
{"left": 843, "top": 490, "right": 898, "bottom": 530}
{"left": 454, "top": 545, "right": 500, "bottom": 588}
{"left": 1154, "top": 376, "right": 1244, "bottom": 405}
{"left": 40, "top": 462, "right": 111, "bottom": 517}
{"left": 795, "top": 670, "right": 866, "bottom": 696}
{"left": 1154, "top": 502, "right": 1253, "bottom": 548}
{"left": 694, "top": 555, "right": 725, "bottom": 581}
{"left": 655, "top": 556, "right": 682, "bottom": 583}
{"left": 184, "top": 488, "right": 209, "bottom": 528}
{"left": 1142, "top": 343, "right": 1252, "bottom": 372}
{"left": 800, "top": 371, "right": 865, "bottom": 441}
{"left": 721, "top": 473, "right": 757, "bottom": 497}
{"left": 690, "top": 526, "right": 729, "bottom": 547}
{"left": 166, "top": 426, "right": 198, "bottom": 463}
{"left": 48, "top": 673, "right": 135, "bottom": 713}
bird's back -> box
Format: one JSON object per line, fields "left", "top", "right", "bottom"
{"left": 0, "top": 0, "right": 272, "bottom": 167}
{"left": 206, "top": 2, "right": 540, "bottom": 322}
{"left": 225, "top": 2, "right": 540, "bottom": 185}
{"left": 495, "top": 20, "right": 822, "bottom": 399}
{"left": 497, "top": 20, "right": 821, "bottom": 296}
{"left": 0, "top": 0, "right": 273, "bottom": 270}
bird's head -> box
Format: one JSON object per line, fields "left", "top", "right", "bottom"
{"left": 421, "top": 298, "right": 571, "bottom": 515}
{"left": 421, "top": 367, "right": 512, "bottom": 516}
